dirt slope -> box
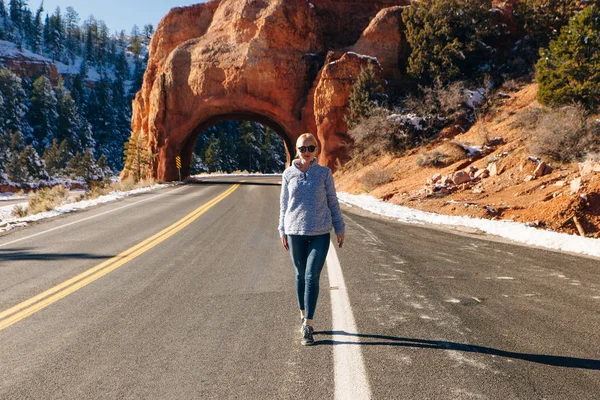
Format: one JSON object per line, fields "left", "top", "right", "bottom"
{"left": 334, "top": 84, "right": 600, "bottom": 238}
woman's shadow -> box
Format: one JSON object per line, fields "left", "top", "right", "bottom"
{"left": 315, "top": 331, "right": 600, "bottom": 370}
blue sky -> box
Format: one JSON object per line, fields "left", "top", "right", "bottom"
{"left": 29, "top": 1, "right": 206, "bottom": 34}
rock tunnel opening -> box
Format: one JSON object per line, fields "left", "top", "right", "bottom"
{"left": 180, "top": 113, "right": 294, "bottom": 179}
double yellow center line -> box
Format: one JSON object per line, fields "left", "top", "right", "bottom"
{"left": 0, "top": 184, "right": 240, "bottom": 332}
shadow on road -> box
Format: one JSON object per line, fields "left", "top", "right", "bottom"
{"left": 315, "top": 330, "right": 600, "bottom": 370}
{"left": 0, "top": 248, "right": 113, "bottom": 262}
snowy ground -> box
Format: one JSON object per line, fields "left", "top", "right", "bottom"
{"left": 338, "top": 192, "right": 600, "bottom": 258}
{"left": 0, "top": 184, "right": 170, "bottom": 233}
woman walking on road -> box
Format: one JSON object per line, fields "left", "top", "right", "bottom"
{"left": 279, "top": 133, "right": 345, "bottom": 346}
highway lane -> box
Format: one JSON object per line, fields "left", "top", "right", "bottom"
{"left": 334, "top": 209, "right": 600, "bottom": 399}
{"left": 1, "top": 175, "right": 599, "bottom": 399}
{"left": 1, "top": 179, "right": 335, "bottom": 399}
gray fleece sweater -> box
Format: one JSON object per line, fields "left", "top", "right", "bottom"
{"left": 279, "top": 158, "right": 345, "bottom": 238}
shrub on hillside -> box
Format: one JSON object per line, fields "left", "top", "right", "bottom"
{"left": 510, "top": 107, "right": 543, "bottom": 130}
{"left": 347, "top": 109, "right": 422, "bottom": 162}
{"left": 513, "top": 0, "right": 583, "bottom": 49}
{"left": 345, "top": 64, "right": 385, "bottom": 130}
{"left": 416, "top": 150, "right": 450, "bottom": 167}
{"left": 402, "top": 0, "right": 505, "bottom": 85}
{"left": 536, "top": 5, "right": 600, "bottom": 109}
{"left": 404, "top": 80, "right": 466, "bottom": 117}
{"left": 359, "top": 167, "right": 396, "bottom": 192}
{"left": 530, "top": 104, "right": 600, "bottom": 163}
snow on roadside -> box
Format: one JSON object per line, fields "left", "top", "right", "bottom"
{"left": 338, "top": 192, "right": 600, "bottom": 258}
{"left": 0, "top": 184, "right": 170, "bottom": 233}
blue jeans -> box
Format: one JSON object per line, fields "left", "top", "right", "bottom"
{"left": 288, "top": 233, "right": 330, "bottom": 320}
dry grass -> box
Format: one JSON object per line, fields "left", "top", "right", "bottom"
{"left": 510, "top": 107, "right": 543, "bottom": 131}
{"left": 416, "top": 150, "right": 449, "bottom": 167}
{"left": 348, "top": 109, "right": 419, "bottom": 162}
{"left": 404, "top": 80, "right": 466, "bottom": 116}
{"left": 359, "top": 167, "right": 396, "bottom": 192}
{"left": 26, "top": 186, "right": 69, "bottom": 215}
{"left": 82, "top": 178, "right": 157, "bottom": 201}
{"left": 11, "top": 204, "right": 27, "bottom": 218}
{"left": 530, "top": 105, "right": 599, "bottom": 163}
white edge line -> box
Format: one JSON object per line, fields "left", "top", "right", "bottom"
{"left": 0, "top": 185, "right": 188, "bottom": 248}
{"left": 326, "top": 241, "right": 372, "bottom": 400}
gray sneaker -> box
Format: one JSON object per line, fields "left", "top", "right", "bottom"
{"left": 300, "top": 317, "right": 306, "bottom": 334}
{"left": 301, "top": 324, "right": 314, "bottom": 346}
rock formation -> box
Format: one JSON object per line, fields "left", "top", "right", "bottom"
{"left": 0, "top": 40, "right": 61, "bottom": 83}
{"left": 129, "top": 0, "right": 411, "bottom": 181}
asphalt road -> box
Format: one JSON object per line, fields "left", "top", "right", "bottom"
{"left": 0, "top": 176, "right": 598, "bottom": 399}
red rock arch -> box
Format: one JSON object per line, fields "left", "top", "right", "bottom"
{"left": 128, "top": 0, "right": 410, "bottom": 181}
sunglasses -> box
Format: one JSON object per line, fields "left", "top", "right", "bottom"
{"left": 297, "top": 145, "right": 316, "bottom": 153}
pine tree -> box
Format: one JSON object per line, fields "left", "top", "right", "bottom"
{"left": 43, "top": 138, "right": 65, "bottom": 175}
{"left": 21, "top": 5, "right": 34, "bottom": 50}
{"left": 238, "top": 121, "right": 260, "bottom": 172}
{"left": 80, "top": 147, "right": 103, "bottom": 181}
{"left": 28, "top": 3, "right": 43, "bottom": 53}
{"left": 19, "top": 145, "right": 48, "bottom": 181}
{"left": 97, "top": 153, "right": 112, "bottom": 176}
{"left": 130, "top": 24, "right": 142, "bottom": 58}
{"left": 10, "top": 130, "right": 25, "bottom": 152}
{"left": 0, "top": 0, "right": 6, "bottom": 21}
{"left": 0, "top": 0, "right": 8, "bottom": 40}
{"left": 115, "top": 50, "right": 129, "bottom": 82}
{"left": 190, "top": 153, "right": 208, "bottom": 174}
{"left": 142, "top": 24, "right": 154, "bottom": 40}
{"left": 96, "top": 20, "right": 109, "bottom": 66}
{"left": 7, "top": 150, "right": 25, "bottom": 181}
{"left": 67, "top": 150, "right": 83, "bottom": 178}
{"left": 67, "top": 66, "right": 86, "bottom": 109}
{"left": 46, "top": 7, "right": 65, "bottom": 61}
{"left": 29, "top": 75, "right": 58, "bottom": 151}
{"left": 345, "top": 64, "right": 384, "bottom": 129}
{"left": 42, "top": 13, "right": 50, "bottom": 50}
{"left": 536, "top": 5, "right": 600, "bottom": 109}
{"left": 260, "top": 128, "right": 285, "bottom": 172}
{"left": 204, "top": 134, "right": 223, "bottom": 172}
{"left": 0, "top": 68, "right": 32, "bottom": 142}
{"left": 83, "top": 15, "right": 97, "bottom": 65}
{"left": 123, "top": 130, "right": 156, "bottom": 182}
{"left": 0, "top": 134, "right": 9, "bottom": 181}
{"left": 64, "top": 6, "right": 80, "bottom": 64}
{"left": 56, "top": 78, "right": 94, "bottom": 151}
{"left": 87, "top": 74, "right": 126, "bottom": 169}
{"left": 9, "top": 0, "right": 23, "bottom": 31}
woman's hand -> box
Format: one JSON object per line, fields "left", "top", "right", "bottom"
{"left": 281, "top": 236, "right": 289, "bottom": 251}
{"left": 337, "top": 233, "right": 345, "bottom": 248}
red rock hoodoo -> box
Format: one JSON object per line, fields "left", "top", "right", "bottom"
{"left": 129, "top": 0, "right": 411, "bottom": 181}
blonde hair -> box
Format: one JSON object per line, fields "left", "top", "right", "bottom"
{"left": 297, "top": 133, "right": 317, "bottom": 144}
{"left": 295, "top": 133, "right": 318, "bottom": 157}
